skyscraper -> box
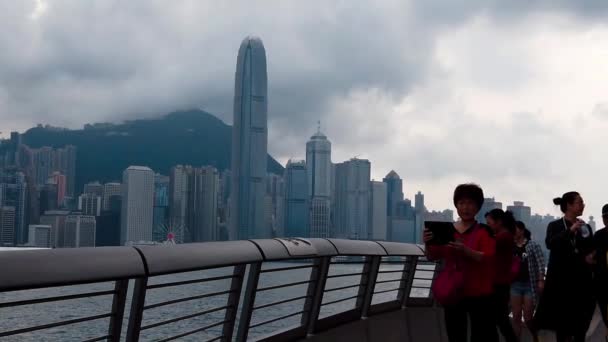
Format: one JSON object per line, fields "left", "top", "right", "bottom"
{"left": 283, "top": 160, "right": 309, "bottom": 237}
{"left": 153, "top": 174, "right": 170, "bottom": 242}
{"left": 476, "top": 197, "right": 503, "bottom": 223}
{"left": 64, "top": 214, "right": 96, "bottom": 248}
{"left": 27, "top": 224, "right": 52, "bottom": 248}
{"left": 51, "top": 172, "right": 67, "bottom": 205}
{"left": 383, "top": 171, "right": 404, "bottom": 217}
{"left": 40, "top": 210, "right": 70, "bottom": 248}
{"left": 186, "top": 166, "right": 219, "bottom": 242}
{"left": 0, "top": 206, "right": 16, "bottom": 246}
{"left": 265, "top": 174, "right": 285, "bottom": 237}
{"left": 78, "top": 193, "right": 102, "bottom": 216}
{"left": 507, "top": 201, "right": 532, "bottom": 226}
{"left": 83, "top": 181, "right": 103, "bottom": 197}
{"left": 370, "top": 181, "right": 388, "bottom": 240}
{"left": 306, "top": 127, "right": 332, "bottom": 238}
{"left": 29, "top": 145, "right": 76, "bottom": 197}
{"left": 169, "top": 165, "right": 189, "bottom": 243}
{"left": 414, "top": 191, "right": 426, "bottom": 243}
{"left": 230, "top": 36, "right": 269, "bottom": 240}
{"left": 102, "top": 182, "right": 122, "bottom": 211}
{"left": 333, "top": 158, "right": 371, "bottom": 239}
{"left": 0, "top": 169, "right": 28, "bottom": 245}
{"left": 121, "top": 166, "right": 154, "bottom": 245}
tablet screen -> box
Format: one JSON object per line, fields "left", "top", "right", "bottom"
{"left": 425, "top": 221, "right": 455, "bottom": 245}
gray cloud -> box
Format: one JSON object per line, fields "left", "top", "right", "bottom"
{"left": 1, "top": 0, "right": 608, "bottom": 215}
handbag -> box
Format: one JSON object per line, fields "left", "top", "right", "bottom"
{"left": 431, "top": 225, "right": 481, "bottom": 306}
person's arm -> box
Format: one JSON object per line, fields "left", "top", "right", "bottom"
{"left": 425, "top": 244, "right": 448, "bottom": 261}
{"left": 450, "top": 229, "right": 495, "bottom": 262}
{"left": 530, "top": 242, "right": 546, "bottom": 292}
{"left": 545, "top": 221, "right": 573, "bottom": 252}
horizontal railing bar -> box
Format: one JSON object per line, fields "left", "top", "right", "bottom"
{"left": 413, "top": 277, "right": 434, "bottom": 281}
{"left": 0, "top": 313, "right": 112, "bottom": 337}
{"left": 410, "top": 286, "right": 431, "bottom": 289}
{"left": 324, "top": 283, "right": 363, "bottom": 293}
{"left": 260, "top": 264, "right": 316, "bottom": 273}
{"left": 257, "top": 280, "right": 312, "bottom": 292}
{"left": 82, "top": 335, "right": 112, "bottom": 342}
{"left": 375, "top": 279, "right": 402, "bottom": 284}
{"left": 0, "top": 290, "right": 116, "bottom": 309}
{"left": 249, "top": 310, "right": 307, "bottom": 329}
{"left": 377, "top": 270, "right": 405, "bottom": 274}
{"left": 253, "top": 295, "right": 311, "bottom": 311}
{"left": 379, "top": 261, "right": 407, "bottom": 265}
{"left": 330, "top": 261, "right": 366, "bottom": 265}
{"left": 141, "top": 306, "right": 230, "bottom": 331}
{"left": 321, "top": 294, "right": 362, "bottom": 307}
{"left": 374, "top": 287, "right": 404, "bottom": 295}
{"left": 326, "top": 272, "right": 366, "bottom": 279}
{"left": 144, "top": 290, "right": 234, "bottom": 310}
{"left": 147, "top": 274, "right": 237, "bottom": 290}
{"left": 155, "top": 320, "right": 227, "bottom": 342}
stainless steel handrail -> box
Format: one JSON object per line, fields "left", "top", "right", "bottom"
{"left": 0, "top": 238, "right": 430, "bottom": 341}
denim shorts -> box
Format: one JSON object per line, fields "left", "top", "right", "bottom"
{"left": 511, "top": 281, "right": 533, "bottom": 298}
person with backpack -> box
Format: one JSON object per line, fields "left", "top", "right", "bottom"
{"left": 511, "top": 221, "right": 545, "bottom": 341}
{"left": 485, "top": 209, "right": 518, "bottom": 342}
{"left": 534, "top": 192, "right": 595, "bottom": 342}
{"left": 423, "top": 183, "right": 498, "bottom": 342}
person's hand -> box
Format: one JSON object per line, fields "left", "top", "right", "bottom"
{"left": 537, "top": 280, "right": 545, "bottom": 293}
{"left": 570, "top": 219, "right": 584, "bottom": 233}
{"left": 585, "top": 251, "right": 596, "bottom": 265}
{"left": 423, "top": 228, "right": 433, "bottom": 244}
{"left": 448, "top": 240, "right": 466, "bottom": 253}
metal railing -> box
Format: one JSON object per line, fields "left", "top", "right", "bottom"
{"left": 0, "top": 238, "right": 433, "bottom": 341}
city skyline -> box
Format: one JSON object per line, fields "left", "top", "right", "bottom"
{"left": 1, "top": 1, "right": 608, "bottom": 220}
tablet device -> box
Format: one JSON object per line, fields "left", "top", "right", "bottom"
{"left": 425, "top": 221, "right": 455, "bottom": 245}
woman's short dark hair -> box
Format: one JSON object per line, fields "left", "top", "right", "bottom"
{"left": 485, "top": 209, "right": 516, "bottom": 233}
{"left": 453, "top": 183, "right": 484, "bottom": 210}
{"left": 515, "top": 221, "right": 532, "bottom": 240}
{"left": 553, "top": 191, "right": 580, "bottom": 213}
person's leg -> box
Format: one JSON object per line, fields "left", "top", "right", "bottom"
{"left": 510, "top": 285, "right": 524, "bottom": 338}
{"left": 469, "top": 295, "right": 499, "bottom": 342}
{"left": 494, "top": 284, "right": 517, "bottom": 342}
{"left": 444, "top": 301, "right": 468, "bottom": 342}
{"left": 522, "top": 294, "right": 537, "bottom": 342}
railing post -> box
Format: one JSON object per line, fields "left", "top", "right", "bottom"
{"left": 357, "top": 255, "right": 381, "bottom": 318}
{"left": 398, "top": 255, "right": 418, "bottom": 308}
{"left": 126, "top": 277, "right": 148, "bottom": 342}
{"left": 235, "top": 262, "right": 262, "bottom": 342}
{"left": 108, "top": 279, "right": 129, "bottom": 342}
{"left": 222, "top": 264, "right": 246, "bottom": 341}
{"left": 302, "top": 256, "right": 330, "bottom": 336}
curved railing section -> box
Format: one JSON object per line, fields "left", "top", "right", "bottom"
{"left": 0, "top": 238, "right": 436, "bottom": 342}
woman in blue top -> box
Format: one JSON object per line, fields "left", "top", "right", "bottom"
{"left": 510, "top": 221, "right": 545, "bottom": 341}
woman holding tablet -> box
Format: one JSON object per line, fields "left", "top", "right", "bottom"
{"left": 424, "top": 184, "right": 497, "bottom": 342}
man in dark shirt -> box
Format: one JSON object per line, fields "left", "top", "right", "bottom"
{"left": 594, "top": 204, "right": 608, "bottom": 333}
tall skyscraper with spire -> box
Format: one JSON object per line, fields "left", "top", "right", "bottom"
{"left": 229, "top": 36, "right": 269, "bottom": 239}
{"left": 306, "top": 123, "right": 332, "bottom": 238}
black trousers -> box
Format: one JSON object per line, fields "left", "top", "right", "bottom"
{"left": 444, "top": 295, "right": 499, "bottom": 342}
{"left": 493, "top": 284, "right": 518, "bottom": 342}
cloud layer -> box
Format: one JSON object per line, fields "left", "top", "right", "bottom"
{"left": 2, "top": 0, "right": 608, "bottom": 218}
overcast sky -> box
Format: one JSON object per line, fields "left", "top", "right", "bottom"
{"left": 2, "top": 1, "right": 608, "bottom": 221}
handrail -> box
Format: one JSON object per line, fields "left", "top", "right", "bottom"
{"left": 0, "top": 238, "right": 435, "bottom": 342}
